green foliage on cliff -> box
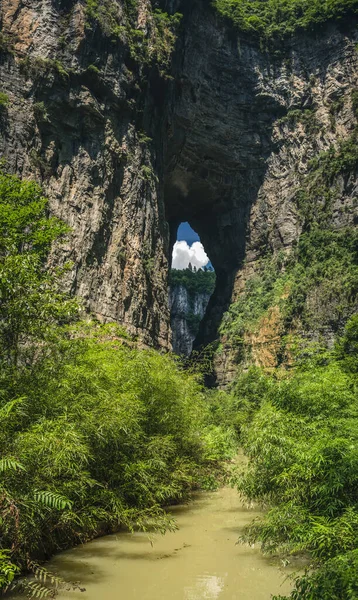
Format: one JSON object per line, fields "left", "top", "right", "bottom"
{"left": 221, "top": 225, "right": 358, "bottom": 363}
{"left": 85, "top": 0, "right": 182, "bottom": 73}
{"left": 232, "top": 319, "right": 358, "bottom": 599}
{"left": 213, "top": 0, "right": 358, "bottom": 40}
{"left": 170, "top": 268, "right": 216, "bottom": 296}
{"left": 170, "top": 268, "right": 216, "bottom": 338}
{"left": 278, "top": 108, "right": 320, "bottom": 136}
{"left": 19, "top": 57, "right": 69, "bottom": 81}
{"left": 221, "top": 128, "right": 358, "bottom": 362}
{"left": 0, "top": 93, "right": 9, "bottom": 109}
{"left": 286, "top": 227, "right": 358, "bottom": 331}
{"left": 0, "top": 175, "right": 235, "bottom": 596}
{"left": 186, "top": 311, "right": 203, "bottom": 336}
{"left": 295, "top": 128, "right": 358, "bottom": 228}
{"left": 220, "top": 251, "right": 288, "bottom": 358}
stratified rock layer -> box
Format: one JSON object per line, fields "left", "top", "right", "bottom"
{"left": 1, "top": 0, "right": 358, "bottom": 380}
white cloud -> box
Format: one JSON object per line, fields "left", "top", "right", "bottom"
{"left": 172, "top": 241, "right": 210, "bottom": 270}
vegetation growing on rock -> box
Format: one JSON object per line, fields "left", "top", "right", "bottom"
{"left": 169, "top": 268, "right": 216, "bottom": 344}
{"left": 0, "top": 93, "right": 9, "bottom": 109}
{"left": 214, "top": 0, "right": 358, "bottom": 40}
{"left": 221, "top": 127, "right": 358, "bottom": 365}
{"left": 169, "top": 268, "right": 216, "bottom": 297}
{"left": 85, "top": 0, "right": 182, "bottom": 72}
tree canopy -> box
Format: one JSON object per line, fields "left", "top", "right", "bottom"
{"left": 213, "top": 0, "right": 358, "bottom": 40}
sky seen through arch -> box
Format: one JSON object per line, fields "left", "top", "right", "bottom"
{"left": 172, "top": 222, "right": 211, "bottom": 270}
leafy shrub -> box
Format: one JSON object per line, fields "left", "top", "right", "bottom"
{"left": 0, "top": 325, "right": 238, "bottom": 594}
{"left": 0, "top": 33, "right": 13, "bottom": 54}
{"left": 233, "top": 322, "right": 358, "bottom": 598}
{"left": 19, "top": 57, "right": 69, "bottom": 80}
{"left": 279, "top": 108, "right": 320, "bottom": 135}
{"left": 229, "top": 367, "right": 272, "bottom": 431}
{"left": 201, "top": 424, "right": 238, "bottom": 461}
{"left": 87, "top": 64, "right": 101, "bottom": 75}
{"left": 33, "top": 102, "right": 49, "bottom": 122}
{"left": 0, "top": 172, "right": 77, "bottom": 367}
{"left": 273, "top": 550, "right": 358, "bottom": 600}
{"left": 0, "top": 173, "right": 238, "bottom": 596}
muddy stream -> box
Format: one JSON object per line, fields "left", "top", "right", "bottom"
{"left": 17, "top": 486, "right": 296, "bottom": 600}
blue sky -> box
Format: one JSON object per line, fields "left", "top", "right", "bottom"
{"left": 172, "top": 222, "right": 210, "bottom": 270}
{"left": 177, "top": 222, "right": 200, "bottom": 245}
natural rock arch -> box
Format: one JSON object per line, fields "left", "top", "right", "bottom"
{"left": 163, "top": 0, "right": 280, "bottom": 347}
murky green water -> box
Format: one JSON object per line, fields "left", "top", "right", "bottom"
{"left": 16, "top": 487, "right": 295, "bottom": 600}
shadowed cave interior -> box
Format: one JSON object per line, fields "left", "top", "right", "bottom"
{"left": 161, "top": 37, "right": 277, "bottom": 353}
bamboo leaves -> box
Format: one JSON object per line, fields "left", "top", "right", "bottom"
{"left": 235, "top": 317, "right": 358, "bottom": 599}
{"left": 33, "top": 491, "right": 72, "bottom": 511}
{"left": 0, "top": 173, "right": 237, "bottom": 598}
{"left": 0, "top": 458, "right": 25, "bottom": 472}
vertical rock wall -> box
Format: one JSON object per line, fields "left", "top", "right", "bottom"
{"left": 169, "top": 284, "right": 211, "bottom": 355}
{"left": 0, "top": 0, "right": 172, "bottom": 348}
{"left": 165, "top": 2, "right": 358, "bottom": 360}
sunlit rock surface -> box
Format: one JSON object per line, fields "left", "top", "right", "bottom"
{"left": 169, "top": 284, "right": 211, "bottom": 355}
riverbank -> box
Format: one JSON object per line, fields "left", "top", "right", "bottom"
{"left": 11, "top": 487, "right": 294, "bottom": 600}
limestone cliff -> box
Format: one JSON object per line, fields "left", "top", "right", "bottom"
{"left": 169, "top": 267, "right": 215, "bottom": 355}
{"left": 0, "top": 0, "right": 176, "bottom": 348}
{"left": 0, "top": 0, "right": 358, "bottom": 382}
{"left": 169, "top": 284, "right": 211, "bottom": 355}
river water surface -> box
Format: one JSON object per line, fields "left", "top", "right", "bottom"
{"left": 24, "top": 487, "right": 294, "bottom": 600}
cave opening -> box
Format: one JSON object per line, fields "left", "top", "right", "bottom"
{"left": 164, "top": 174, "right": 245, "bottom": 360}
{"left": 159, "top": 3, "right": 282, "bottom": 363}
{"left": 169, "top": 222, "right": 216, "bottom": 356}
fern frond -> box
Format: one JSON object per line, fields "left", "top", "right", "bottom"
{"left": 24, "top": 580, "right": 54, "bottom": 598}
{"left": 28, "top": 561, "right": 65, "bottom": 587}
{"left": 0, "top": 457, "right": 25, "bottom": 472}
{"left": 33, "top": 490, "right": 72, "bottom": 510}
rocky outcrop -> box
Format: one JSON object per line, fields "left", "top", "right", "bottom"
{"left": 169, "top": 284, "right": 211, "bottom": 355}
{"left": 166, "top": 4, "right": 358, "bottom": 357}
{"left": 0, "top": 0, "right": 174, "bottom": 348}
{"left": 1, "top": 0, "right": 358, "bottom": 381}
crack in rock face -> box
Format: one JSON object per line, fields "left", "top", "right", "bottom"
{"left": 1, "top": 0, "right": 358, "bottom": 382}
